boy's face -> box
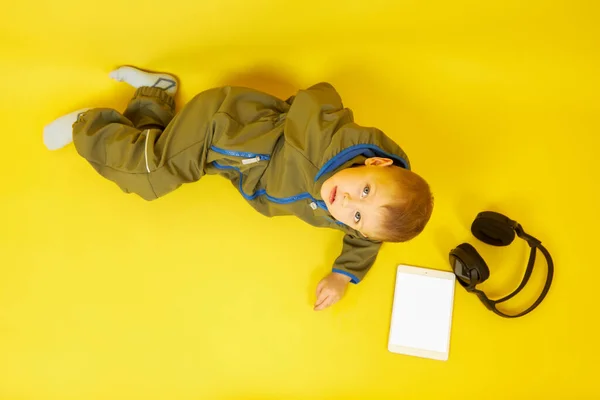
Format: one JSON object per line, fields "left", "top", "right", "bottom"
{"left": 320, "top": 157, "right": 399, "bottom": 238}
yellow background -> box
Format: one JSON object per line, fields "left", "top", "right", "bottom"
{"left": 1, "top": 0, "right": 598, "bottom": 399}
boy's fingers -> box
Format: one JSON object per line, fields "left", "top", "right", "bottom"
{"left": 315, "top": 290, "right": 329, "bottom": 306}
{"left": 314, "top": 293, "right": 331, "bottom": 311}
{"left": 315, "top": 280, "right": 326, "bottom": 297}
{"left": 315, "top": 295, "right": 336, "bottom": 311}
{"left": 329, "top": 295, "right": 340, "bottom": 308}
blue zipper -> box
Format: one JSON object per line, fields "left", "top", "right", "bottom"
{"left": 210, "top": 145, "right": 341, "bottom": 224}
{"left": 212, "top": 162, "right": 328, "bottom": 210}
{"left": 210, "top": 146, "right": 271, "bottom": 161}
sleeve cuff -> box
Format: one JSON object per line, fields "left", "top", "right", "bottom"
{"left": 332, "top": 268, "right": 360, "bottom": 284}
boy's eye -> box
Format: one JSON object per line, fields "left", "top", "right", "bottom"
{"left": 361, "top": 186, "right": 370, "bottom": 198}
{"left": 354, "top": 211, "right": 361, "bottom": 223}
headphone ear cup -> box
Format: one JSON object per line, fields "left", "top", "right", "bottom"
{"left": 472, "top": 211, "right": 516, "bottom": 246}
{"left": 454, "top": 243, "right": 490, "bottom": 283}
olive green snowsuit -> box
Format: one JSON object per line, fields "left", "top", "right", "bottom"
{"left": 72, "top": 83, "right": 410, "bottom": 283}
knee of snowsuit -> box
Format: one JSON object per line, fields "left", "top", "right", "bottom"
{"left": 72, "top": 87, "right": 221, "bottom": 200}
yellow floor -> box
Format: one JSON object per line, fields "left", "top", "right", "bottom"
{"left": 1, "top": 0, "right": 598, "bottom": 399}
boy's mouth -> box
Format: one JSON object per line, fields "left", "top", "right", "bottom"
{"left": 329, "top": 186, "right": 337, "bottom": 205}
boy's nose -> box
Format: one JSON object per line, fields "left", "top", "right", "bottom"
{"left": 342, "top": 193, "right": 355, "bottom": 208}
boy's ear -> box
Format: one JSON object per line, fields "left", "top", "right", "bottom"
{"left": 365, "top": 157, "right": 394, "bottom": 167}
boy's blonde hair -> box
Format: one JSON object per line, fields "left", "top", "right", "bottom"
{"left": 376, "top": 167, "right": 433, "bottom": 242}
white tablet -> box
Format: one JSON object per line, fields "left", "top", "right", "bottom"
{"left": 388, "top": 265, "right": 456, "bottom": 361}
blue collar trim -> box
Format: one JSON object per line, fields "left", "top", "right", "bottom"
{"left": 314, "top": 144, "right": 409, "bottom": 182}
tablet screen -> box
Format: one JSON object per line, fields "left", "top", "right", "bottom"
{"left": 389, "top": 270, "right": 455, "bottom": 353}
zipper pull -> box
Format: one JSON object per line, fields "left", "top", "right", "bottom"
{"left": 242, "top": 156, "right": 261, "bottom": 165}
{"left": 310, "top": 202, "right": 318, "bottom": 210}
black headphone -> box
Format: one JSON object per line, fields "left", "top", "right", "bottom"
{"left": 449, "top": 211, "right": 554, "bottom": 318}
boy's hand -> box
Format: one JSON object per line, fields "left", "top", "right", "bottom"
{"left": 314, "top": 272, "right": 352, "bottom": 311}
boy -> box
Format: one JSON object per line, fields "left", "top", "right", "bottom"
{"left": 43, "top": 66, "right": 433, "bottom": 311}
